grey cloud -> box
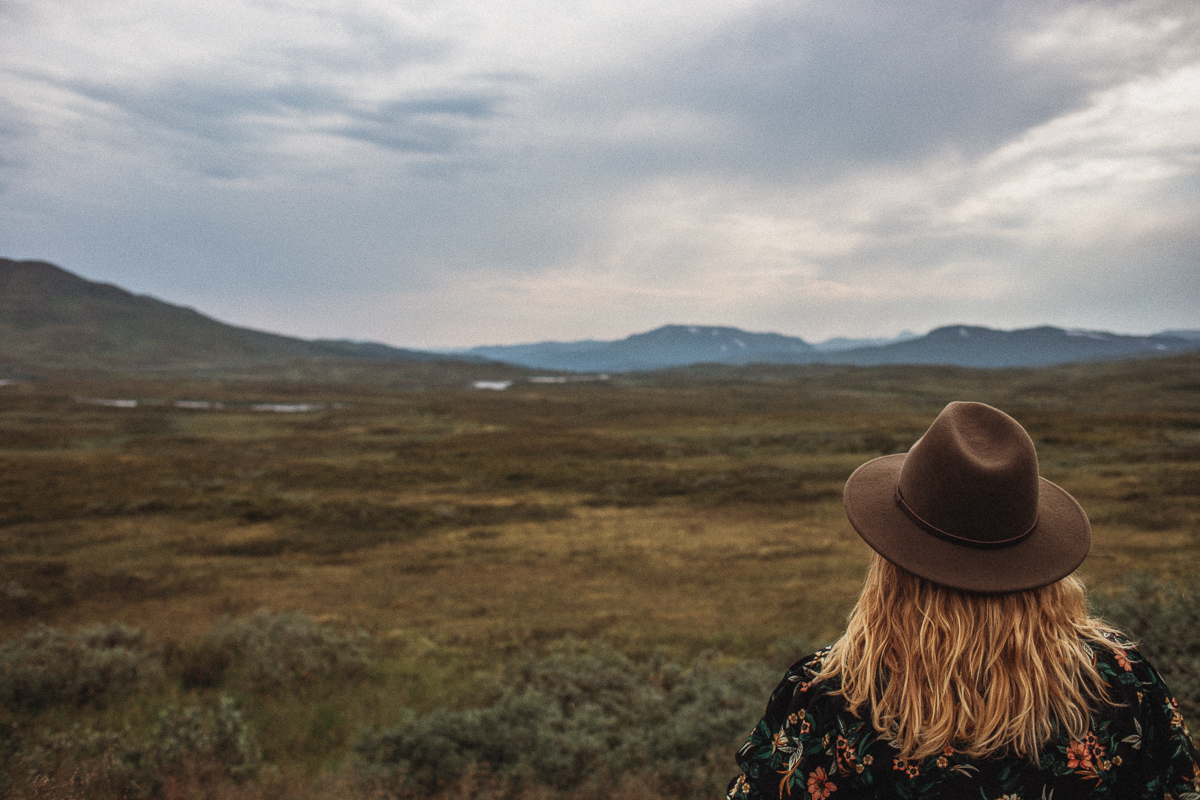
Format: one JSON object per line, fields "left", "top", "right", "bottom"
{"left": 2, "top": 0, "right": 1197, "bottom": 347}
{"left": 336, "top": 93, "right": 504, "bottom": 153}
{"left": 378, "top": 96, "right": 498, "bottom": 119}
{"left": 41, "top": 72, "right": 510, "bottom": 173}
{"left": 5, "top": 143, "right": 585, "bottom": 298}
{"left": 555, "top": 0, "right": 1102, "bottom": 180}
{"left": 38, "top": 77, "right": 336, "bottom": 180}
{"left": 10, "top": 8, "right": 507, "bottom": 176}
{"left": 334, "top": 125, "right": 462, "bottom": 154}
{"left": 0, "top": 94, "right": 33, "bottom": 148}
{"left": 61, "top": 78, "right": 338, "bottom": 141}
{"left": 281, "top": 11, "right": 451, "bottom": 73}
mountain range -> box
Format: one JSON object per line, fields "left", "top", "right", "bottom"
{"left": 1, "top": 258, "right": 1197, "bottom": 373}
{"left": 464, "top": 323, "right": 1200, "bottom": 372}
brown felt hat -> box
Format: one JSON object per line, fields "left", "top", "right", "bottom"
{"left": 843, "top": 401, "right": 1090, "bottom": 593}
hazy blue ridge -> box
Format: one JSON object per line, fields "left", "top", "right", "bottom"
{"left": 463, "top": 324, "right": 1200, "bottom": 372}
{"left": 463, "top": 324, "right": 817, "bottom": 372}
{"left": 804, "top": 325, "right": 1200, "bottom": 369}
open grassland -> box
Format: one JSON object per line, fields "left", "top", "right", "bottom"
{"left": 0, "top": 354, "right": 1197, "bottom": 798}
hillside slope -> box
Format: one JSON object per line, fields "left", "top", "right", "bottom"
{"left": 0, "top": 259, "right": 437, "bottom": 369}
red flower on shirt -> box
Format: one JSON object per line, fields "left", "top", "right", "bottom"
{"left": 1067, "top": 739, "right": 1093, "bottom": 771}
{"left": 806, "top": 767, "right": 836, "bottom": 799}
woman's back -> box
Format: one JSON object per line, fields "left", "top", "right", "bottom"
{"left": 730, "top": 640, "right": 1199, "bottom": 799}
{"left": 728, "top": 403, "right": 1200, "bottom": 799}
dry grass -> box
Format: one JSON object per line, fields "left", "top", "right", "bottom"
{"left": 0, "top": 354, "right": 1197, "bottom": 796}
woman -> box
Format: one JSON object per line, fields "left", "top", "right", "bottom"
{"left": 729, "top": 401, "right": 1199, "bottom": 799}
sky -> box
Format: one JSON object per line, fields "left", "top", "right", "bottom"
{"left": 1, "top": 0, "right": 1198, "bottom": 349}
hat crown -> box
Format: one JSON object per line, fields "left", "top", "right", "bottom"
{"left": 897, "top": 402, "right": 1040, "bottom": 544}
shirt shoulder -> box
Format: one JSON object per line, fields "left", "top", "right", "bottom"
{"left": 774, "top": 647, "right": 839, "bottom": 714}
{"left": 1079, "top": 635, "right": 1200, "bottom": 798}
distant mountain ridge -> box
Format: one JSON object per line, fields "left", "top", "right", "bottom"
{"left": 0, "top": 258, "right": 444, "bottom": 369}
{"left": 2, "top": 258, "right": 1196, "bottom": 373}
{"left": 467, "top": 325, "right": 821, "bottom": 372}
{"left": 782, "top": 324, "right": 1199, "bottom": 369}
{"left": 464, "top": 323, "right": 1200, "bottom": 372}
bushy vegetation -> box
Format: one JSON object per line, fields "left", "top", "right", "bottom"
{"left": 0, "top": 622, "right": 162, "bottom": 708}
{"left": 3, "top": 695, "right": 260, "bottom": 799}
{"left": 0, "top": 619, "right": 785, "bottom": 799}
{"left": 3, "top": 588, "right": 1200, "bottom": 798}
{"left": 0, "top": 612, "right": 365, "bottom": 797}
{"left": 357, "top": 642, "right": 777, "bottom": 797}
{"left": 178, "top": 608, "right": 373, "bottom": 691}
{"left": 1093, "top": 574, "right": 1200, "bottom": 723}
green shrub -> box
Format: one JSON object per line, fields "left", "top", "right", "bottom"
{"left": 6, "top": 695, "right": 260, "bottom": 798}
{"left": 1092, "top": 574, "right": 1200, "bottom": 727}
{"left": 356, "top": 642, "right": 776, "bottom": 797}
{"left": 0, "top": 622, "right": 162, "bottom": 709}
{"left": 141, "top": 695, "right": 263, "bottom": 781}
{"left": 199, "top": 608, "right": 373, "bottom": 692}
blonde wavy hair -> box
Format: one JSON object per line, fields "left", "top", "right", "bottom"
{"left": 814, "top": 553, "right": 1128, "bottom": 762}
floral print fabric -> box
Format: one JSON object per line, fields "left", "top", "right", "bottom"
{"left": 729, "top": 640, "right": 1200, "bottom": 800}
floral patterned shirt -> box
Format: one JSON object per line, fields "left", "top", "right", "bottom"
{"left": 729, "top": 641, "right": 1200, "bottom": 800}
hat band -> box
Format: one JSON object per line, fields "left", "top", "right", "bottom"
{"left": 894, "top": 486, "right": 1038, "bottom": 551}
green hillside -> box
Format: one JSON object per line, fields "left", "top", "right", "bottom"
{"left": 0, "top": 259, "right": 436, "bottom": 370}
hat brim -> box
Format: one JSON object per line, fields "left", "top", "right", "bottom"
{"left": 843, "top": 454, "right": 1091, "bottom": 593}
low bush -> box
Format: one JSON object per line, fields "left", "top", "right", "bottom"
{"left": 356, "top": 642, "right": 777, "bottom": 798}
{"left": 142, "top": 695, "right": 263, "bottom": 782}
{"left": 4, "top": 695, "right": 261, "bottom": 799}
{"left": 1092, "top": 574, "right": 1200, "bottom": 727}
{"left": 196, "top": 608, "right": 373, "bottom": 692}
{"left": 0, "top": 622, "right": 162, "bottom": 709}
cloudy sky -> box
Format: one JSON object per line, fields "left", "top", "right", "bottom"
{"left": 2, "top": 0, "right": 1198, "bottom": 348}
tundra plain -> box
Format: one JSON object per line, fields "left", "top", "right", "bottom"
{"left": 0, "top": 354, "right": 1197, "bottom": 797}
